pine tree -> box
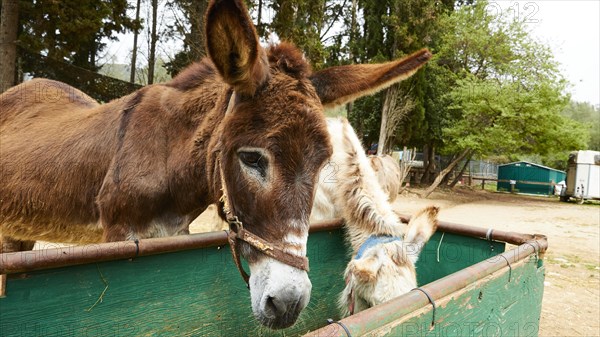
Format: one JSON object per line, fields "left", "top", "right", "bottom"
{"left": 18, "top": 0, "right": 138, "bottom": 71}
{"left": 0, "top": 0, "right": 19, "bottom": 92}
{"left": 350, "top": 0, "right": 452, "bottom": 158}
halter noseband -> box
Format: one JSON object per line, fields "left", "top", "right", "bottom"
{"left": 219, "top": 92, "right": 309, "bottom": 286}
{"left": 225, "top": 213, "right": 310, "bottom": 286}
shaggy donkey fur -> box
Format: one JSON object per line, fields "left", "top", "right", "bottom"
{"left": 309, "top": 118, "right": 438, "bottom": 315}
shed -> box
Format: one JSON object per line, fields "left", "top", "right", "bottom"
{"left": 497, "top": 161, "right": 565, "bottom": 195}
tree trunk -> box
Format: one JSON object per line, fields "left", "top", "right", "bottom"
{"left": 0, "top": 0, "right": 19, "bottom": 93}
{"left": 419, "top": 144, "right": 430, "bottom": 184}
{"left": 256, "top": 0, "right": 264, "bottom": 37}
{"left": 377, "top": 84, "right": 401, "bottom": 155}
{"left": 421, "top": 148, "right": 472, "bottom": 198}
{"left": 428, "top": 146, "right": 436, "bottom": 183}
{"left": 188, "top": 0, "right": 207, "bottom": 61}
{"left": 130, "top": 0, "right": 142, "bottom": 83}
{"left": 439, "top": 153, "right": 457, "bottom": 186}
{"left": 376, "top": 107, "right": 388, "bottom": 155}
{"left": 147, "top": 0, "right": 158, "bottom": 85}
{"left": 345, "top": 0, "right": 357, "bottom": 120}
{"left": 346, "top": 102, "right": 353, "bottom": 119}
{"left": 449, "top": 154, "right": 473, "bottom": 188}
{"left": 72, "top": 38, "right": 98, "bottom": 70}
{"left": 420, "top": 144, "right": 436, "bottom": 184}
{"left": 89, "top": 41, "right": 96, "bottom": 68}
{"left": 398, "top": 146, "right": 416, "bottom": 191}
{"left": 349, "top": 0, "right": 358, "bottom": 62}
{"left": 376, "top": 0, "right": 401, "bottom": 156}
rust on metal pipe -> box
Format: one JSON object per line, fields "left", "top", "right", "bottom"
{"left": 397, "top": 214, "right": 544, "bottom": 249}
{"left": 0, "top": 219, "right": 345, "bottom": 275}
{"left": 303, "top": 235, "right": 548, "bottom": 337}
{"left": 0, "top": 216, "right": 544, "bottom": 275}
{"left": 0, "top": 230, "right": 231, "bottom": 275}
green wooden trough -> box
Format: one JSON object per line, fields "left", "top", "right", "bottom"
{"left": 0, "top": 218, "right": 547, "bottom": 336}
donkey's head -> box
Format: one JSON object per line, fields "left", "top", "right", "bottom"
{"left": 205, "top": 0, "right": 431, "bottom": 328}
{"left": 341, "top": 206, "right": 439, "bottom": 315}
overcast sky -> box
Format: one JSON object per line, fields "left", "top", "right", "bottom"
{"left": 105, "top": 0, "right": 599, "bottom": 106}
{"left": 502, "top": 0, "right": 600, "bottom": 106}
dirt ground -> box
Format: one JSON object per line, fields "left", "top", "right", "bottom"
{"left": 391, "top": 187, "right": 600, "bottom": 337}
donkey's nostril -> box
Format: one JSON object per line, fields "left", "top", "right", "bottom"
{"left": 264, "top": 295, "right": 287, "bottom": 317}
{"left": 252, "top": 261, "right": 311, "bottom": 329}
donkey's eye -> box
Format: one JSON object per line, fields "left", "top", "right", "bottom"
{"left": 238, "top": 151, "right": 268, "bottom": 177}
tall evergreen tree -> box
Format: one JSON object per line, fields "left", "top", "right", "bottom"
{"left": 8, "top": 0, "right": 141, "bottom": 101}
{"left": 19, "top": 0, "right": 138, "bottom": 71}
{"left": 349, "top": 0, "right": 452, "bottom": 159}
{"left": 270, "top": 0, "right": 327, "bottom": 69}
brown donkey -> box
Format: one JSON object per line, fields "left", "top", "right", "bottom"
{"left": 0, "top": 0, "right": 431, "bottom": 329}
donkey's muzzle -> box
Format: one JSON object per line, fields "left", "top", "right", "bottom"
{"left": 254, "top": 260, "right": 312, "bottom": 329}
{"left": 225, "top": 216, "right": 311, "bottom": 329}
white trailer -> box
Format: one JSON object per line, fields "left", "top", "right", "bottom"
{"left": 561, "top": 150, "right": 600, "bottom": 203}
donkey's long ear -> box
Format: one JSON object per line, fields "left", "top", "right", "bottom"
{"left": 404, "top": 206, "right": 439, "bottom": 265}
{"left": 310, "top": 49, "right": 432, "bottom": 108}
{"left": 206, "top": 0, "right": 269, "bottom": 96}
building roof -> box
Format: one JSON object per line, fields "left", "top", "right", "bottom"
{"left": 498, "top": 161, "right": 565, "bottom": 173}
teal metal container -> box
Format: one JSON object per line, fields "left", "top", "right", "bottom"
{"left": 0, "top": 220, "right": 547, "bottom": 337}
{"left": 497, "top": 161, "right": 566, "bottom": 195}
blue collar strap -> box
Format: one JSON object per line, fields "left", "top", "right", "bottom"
{"left": 355, "top": 235, "right": 402, "bottom": 260}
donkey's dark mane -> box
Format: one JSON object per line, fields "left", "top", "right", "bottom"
{"left": 168, "top": 42, "right": 311, "bottom": 93}
{"left": 114, "top": 89, "right": 146, "bottom": 184}
{"left": 167, "top": 61, "right": 217, "bottom": 91}
{"left": 267, "top": 43, "right": 312, "bottom": 79}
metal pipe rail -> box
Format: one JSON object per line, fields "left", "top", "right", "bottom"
{"left": 0, "top": 217, "right": 545, "bottom": 275}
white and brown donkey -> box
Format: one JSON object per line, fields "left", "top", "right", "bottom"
{"left": 0, "top": 0, "right": 430, "bottom": 329}
{"left": 311, "top": 118, "right": 439, "bottom": 315}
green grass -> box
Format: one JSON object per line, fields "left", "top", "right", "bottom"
{"left": 482, "top": 182, "right": 498, "bottom": 192}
